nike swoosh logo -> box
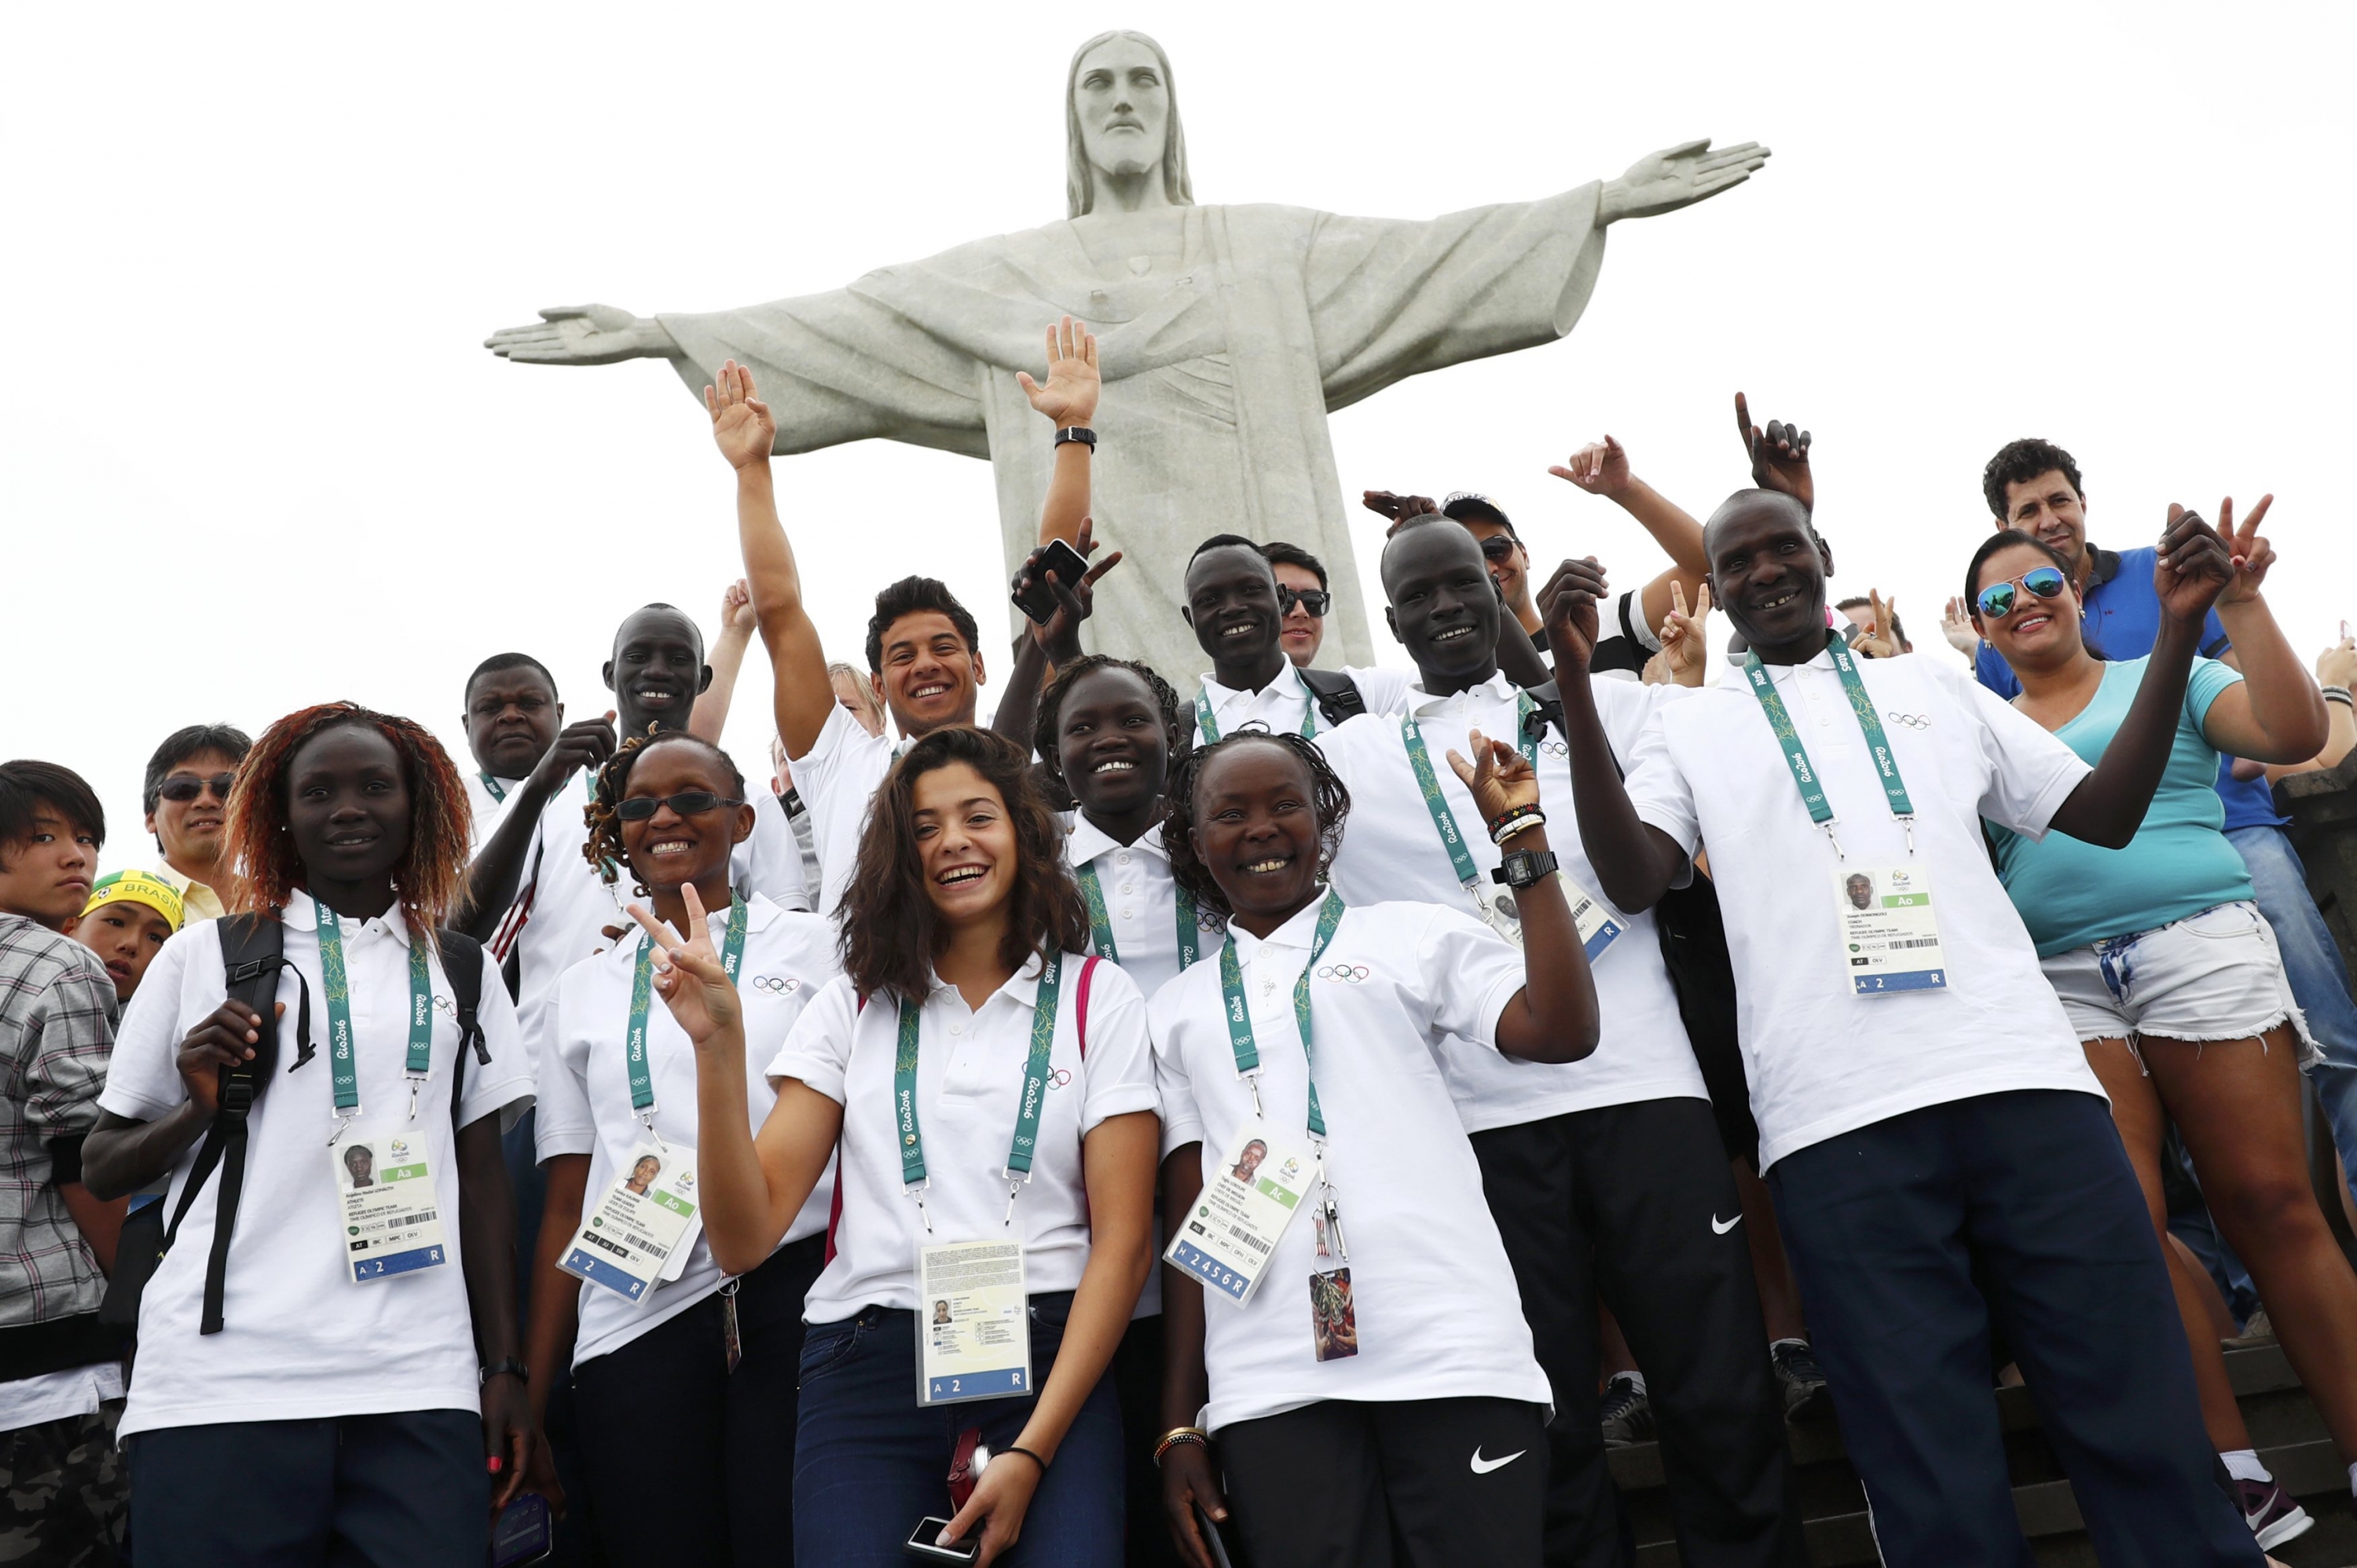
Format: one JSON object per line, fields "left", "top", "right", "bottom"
{"left": 1711, "top": 1213, "right": 1742, "bottom": 1234}
{"left": 1469, "top": 1448, "right": 1526, "bottom": 1475}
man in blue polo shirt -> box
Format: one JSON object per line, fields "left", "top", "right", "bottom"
{"left": 1972, "top": 437, "right": 2357, "bottom": 1219}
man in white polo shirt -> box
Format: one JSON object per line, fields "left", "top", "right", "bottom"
{"left": 1552, "top": 489, "right": 2262, "bottom": 1567}
{"left": 1318, "top": 518, "right": 1801, "bottom": 1568}
{"left": 457, "top": 653, "right": 565, "bottom": 856}
{"left": 1184, "top": 535, "right": 1411, "bottom": 739}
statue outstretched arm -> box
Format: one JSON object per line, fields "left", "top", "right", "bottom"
{"left": 1596, "top": 140, "right": 1769, "bottom": 225}
{"left": 706, "top": 361, "right": 840, "bottom": 761}
{"left": 484, "top": 304, "right": 676, "bottom": 365}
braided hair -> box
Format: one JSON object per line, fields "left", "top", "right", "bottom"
{"left": 583, "top": 731, "right": 750, "bottom": 892}
{"left": 1162, "top": 730, "right": 1351, "bottom": 929}
{"left": 1031, "top": 654, "right": 1183, "bottom": 792}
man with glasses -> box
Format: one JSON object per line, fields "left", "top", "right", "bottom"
{"left": 1262, "top": 540, "right": 1335, "bottom": 669}
{"left": 1974, "top": 435, "right": 2357, "bottom": 1228}
{"left": 138, "top": 725, "right": 251, "bottom": 924}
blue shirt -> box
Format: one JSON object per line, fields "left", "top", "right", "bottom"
{"left": 1974, "top": 543, "right": 2282, "bottom": 831}
{"left": 1989, "top": 655, "right": 2253, "bottom": 954}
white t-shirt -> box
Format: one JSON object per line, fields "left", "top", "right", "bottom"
{"left": 1149, "top": 899, "right": 1550, "bottom": 1432}
{"left": 501, "top": 779, "right": 808, "bottom": 1068}
{"left": 1193, "top": 663, "right": 1413, "bottom": 740}
{"left": 533, "top": 893, "right": 840, "bottom": 1368}
{"left": 1624, "top": 648, "right": 2102, "bottom": 1168}
{"left": 1320, "top": 673, "right": 1708, "bottom": 1130}
{"left": 789, "top": 702, "right": 899, "bottom": 919}
{"left": 0, "top": 1364, "right": 123, "bottom": 1434}
{"left": 464, "top": 771, "right": 524, "bottom": 859}
{"left": 101, "top": 894, "right": 536, "bottom": 1438}
{"left": 768, "top": 951, "right": 1157, "bottom": 1324}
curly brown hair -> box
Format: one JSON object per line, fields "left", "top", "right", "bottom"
{"left": 583, "top": 731, "right": 750, "bottom": 891}
{"left": 839, "top": 726, "right": 1088, "bottom": 1002}
{"left": 1163, "top": 731, "right": 1351, "bottom": 927}
{"left": 223, "top": 702, "right": 471, "bottom": 929}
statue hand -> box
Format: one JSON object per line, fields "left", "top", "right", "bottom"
{"left": 1600, "top": 140, "right": 1769, "bottom": 224}
{"left": 1017, "top": 316, "right": 1102, "bottom": 429}
{"left": 484, "top": 304, "right": 669, "bottom": 365}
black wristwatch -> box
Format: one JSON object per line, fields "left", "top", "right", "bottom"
{"left": 479, "top": 1357, "right": 530, "bottom": 1387}
{"left": 1054, "top": 427, "right": 1097, "bottom": 449}
{"left": 1490, "top": 848, "right": 1560, "bottom": 890}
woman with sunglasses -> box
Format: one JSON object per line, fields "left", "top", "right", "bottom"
{"left": 634, "top": 725, "right": 1158, "bottom": 1566}
{"left": 1971, "top": 511, "right": 2357, "bottom": 1544}
{"left": 520, "top": 731, "right": 840, "bottom": 1563}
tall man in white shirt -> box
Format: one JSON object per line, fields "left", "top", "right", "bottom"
{"left": 458, "top": 653, "right": 564, "bottom": 857}
{"left": 1553, "top": 489, "right": 2264, "bottom": 1567}
{"left": 1183, "top": 536, "right": 1411, "bottom": 738}
{"left": 1318, "top": 518, "right": 1801, "bottom": 1568}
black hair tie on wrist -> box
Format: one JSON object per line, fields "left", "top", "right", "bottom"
{"left": 1002, "top": 1445, "right": 1049, "bottom": 1475}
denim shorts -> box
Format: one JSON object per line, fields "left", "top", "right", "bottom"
{"left": 2040, "top": 900, "right": 2316, "bottom": 1063}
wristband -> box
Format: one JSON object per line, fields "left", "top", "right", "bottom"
{"left": 1153, "top": 1427, "right": 1209, "bottom": 1467}
{"left": 2324, "top": 686, "right": 2352, "bottom": 707}
{"left": 478, "top": 1357, "right": 530, "bottom": 1387}
{"left": 1054, "top": 427, "right": 1097, "bottom": 449}
{"left": 1488, "top": 804, "right": 1545, "bottom": 844}
{"left": 1001, "top": 1445, "right": 1049, "bottom": 1475}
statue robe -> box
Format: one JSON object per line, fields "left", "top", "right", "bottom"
{"left": 659, "top": 184, "right": 1607, "bottom": 690}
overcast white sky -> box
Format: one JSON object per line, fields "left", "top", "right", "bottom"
{"left": 7, "top": 1, "right": 2352, "bottom": 862}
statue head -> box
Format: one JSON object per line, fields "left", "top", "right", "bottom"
{"left": 1065, "top": 31, "right": 1193, "bottom": 218}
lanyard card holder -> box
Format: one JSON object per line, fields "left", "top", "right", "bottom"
{"left": 332, "top": 1129, "right": 449, "bottom": 1284}
{"left": 916, "top": 1239, "right": 1032, "bottom": 1405}
{"left": 558, "top": 1138, "right": 704, "bottom": 1303}
{"left": 1835, "top": 865, "right": 1947, "bottom": 994}
{"left": 1164, "top": 1119, "right": 1313, "bottom": 1306}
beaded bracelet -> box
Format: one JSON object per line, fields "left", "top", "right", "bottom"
{"left": 1488, "top": 804, "right": 1545, "bottom": 844}
{"left": 2324, "top": 685, "right": 2352, "bottom": 708}
{"left": 1153, "top": 1427, "right": 1209, "bottom": 1467}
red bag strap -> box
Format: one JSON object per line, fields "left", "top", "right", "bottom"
{"left": 1076, "top": 955, "right": 1101, "bottom": 1059}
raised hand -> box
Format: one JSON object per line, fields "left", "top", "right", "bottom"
{"left": 1600, "top": 139, "right": 1770, "bottom": 224}
{"left": 1734, "top": 393, "right": 1813, "bottom": 514}
{"left": 705, "top": 361, "right": 776, "bottom": 471}
{"left": 530, "top": 713, "right": 618, "bottom": 794}
{"left": 1361, "top": 490, "right": 1440, "bottom": 528}
{"left": 1017, "top": 316, "right": 1102, "bottom": 429}
{"left": 2318, "top": 633, "right": 2356, "bottom": 691}
{"left": 1445, "top": 728, "right": 1541, "bottom": 825}
{"left": 719, "top": 579, "right": 757, "bottom": 638}
{"left": 1538, "top": 558, "right": 1610, "bottom": 675}
{"left": 484, "top": 304, "right": 670, "bottom": 365}
{"left": 1851, "top": 591, "right": 1902, "bottom": 659}
{"left": 1550, "top": 435, "right": 1633, "bottom": 500}
{"left": 1656, "top": 580, "right": 1713, "bottom": 684}
{"left": 1941, "top": 596, "right": 1982, "bottom": 657}
{"left": 2216, "top": 493, "right": 2277, "bottom": 605}
{"left": 2154, "top": 504, "right": 2236, "bottom": 627}
{"left": 1012, "top": 517, "right": 1124, "bottom": 664}
{"left": 625, "top": 885, "right": 743, "bottom": 1050}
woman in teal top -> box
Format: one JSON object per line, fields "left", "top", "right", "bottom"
{"left": 1970, "top": 515, "right": 2357, "bottom": 1541}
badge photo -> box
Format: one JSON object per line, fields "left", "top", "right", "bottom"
{"left": 558, "top": 1139, "right": 705, "bottom": 1303}
{"left": 1835, "top": 864, "right": 1948, "bottom": 995}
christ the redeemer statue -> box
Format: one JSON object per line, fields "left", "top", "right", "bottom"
{"left": 486, "top": 30, "right": 1766, "bottom": 685}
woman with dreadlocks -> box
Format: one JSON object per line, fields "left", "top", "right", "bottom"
{"left": 86, "top": 702, "right": 537, "bottom": 1566}
{"left": 520, "top": 730, "right": 838, "bottom": 1563}
{"left": 628, "top": 724, "right": 1157, "bottom": 1566}
{"left": 1148, "top": 729, "right": 1597, "bottom": 1568}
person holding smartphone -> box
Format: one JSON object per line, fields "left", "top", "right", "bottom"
{"left": 1151, "top": 728, "right": 1599, "bottom": 1568}
{"left": 635, "top": 725, "right": 1159, "bottom": 1565}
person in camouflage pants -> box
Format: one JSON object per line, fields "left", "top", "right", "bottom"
{"left": 0, "top": 1403, "right": 124, "bottom": 1566}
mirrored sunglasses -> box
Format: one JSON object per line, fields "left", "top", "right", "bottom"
{"left": 158, "top": 772, "right": 237, "bottom": 804}
{"left": 1976, "top": 566, "right": 2067, "bottom": 620}
{"left": 614, "top": 790, "right": 742, "bottom": 822}
{"left": 1279, "top": 587, "right": 1332, "bottom": 617}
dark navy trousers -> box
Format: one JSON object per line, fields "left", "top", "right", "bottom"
{"left": 1768, "top": 1089, "right": 2260, "bottom": 1568}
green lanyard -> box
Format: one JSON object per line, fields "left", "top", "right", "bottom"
{"left": 479, "top": 772, "right": 508, "bottom": 804}
{"left": 625, "top": 896, "right": 749, "bottom": 1130}
{"left": 1215, "top": 889, "right": 1346, "bottom": 1139}
{"left": 316, "top": 901, "right": 434, "bottom": 1138}
{"left": 1398, "top": 692, "right": 1538, "bottom": 892}
{"left": 1741, "top": 639, "right": 1916, "bottom": 859}
{"left": 893, "top": 951, "right": 1065, "bottom": 1228}
{"left": 1194, "top": 672, "right": 1319, "bottom": 745}
{"left": 1074, "top": 858, "right": 1200, "bottom": 971}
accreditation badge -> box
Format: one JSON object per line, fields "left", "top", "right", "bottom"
{"left": 331, "top": 1130, "right": 449, "bottom": 1284}
{"left": 558, "top": 1139, "right": 703, "bottom": 1303}
{"left": 915, "top": 1239, "right": 1031, "bottom": 1406}
{"left": 1469, "top": 873, "right": 1625, "bottom": 962}
{"left": 1835, "top": 864, "right": 1948, "bottom": 995}
{"left": 1164, "top": 1121, "right": 1312, "bottom": 1308}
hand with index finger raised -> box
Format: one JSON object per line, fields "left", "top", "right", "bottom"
{"left": 1734, "top": 392, "right": 1813, "bottom": 514}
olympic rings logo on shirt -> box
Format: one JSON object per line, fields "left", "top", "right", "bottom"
{"left": 1048, "top": 1068, "right": 1073, "bottom": 1090}
{"left": 1884, "top": 712, "right": 1931, "bottom": 730}
{"left": 432, "top": 995, "right": 455, "bottom": 1014}
{"left": 1538, "top": 739, "right": 1569, "bottom": 758}
{"left": 1314, "top": 964, "right": 1370, "bottom": 984}
{"left": 749, "top": 975, "right": 801, "bottom": 994}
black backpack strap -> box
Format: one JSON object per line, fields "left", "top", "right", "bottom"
{"left": 1298, "top": 666, "right": 1368, "bottom": 727}
{"left": 434, "top": 929, "right": 492, "bottom": 1068}
{"left": 1521, "top": 680, "right": 1565, "bottom": 748}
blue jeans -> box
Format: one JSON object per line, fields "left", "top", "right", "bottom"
{"left": 2229, "top": 824, "right": 2357, "bottom": 1211}
{"left": 794, "top": 1291, "right": 1124, "bottom": 1567}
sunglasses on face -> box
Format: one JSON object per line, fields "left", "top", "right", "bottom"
{"left": 1975, "top": 566, "right": 2068, "bottom": 621}
{"left": 159, "top": 772, "right": 236, "bottom": 804}
{"left": 1479, "top": 535, "right": 1519, "bottom": 563}
{"left": 1278, "top": 587, "right": 1332, "bottom": 617}
{"left": 614, "top": 790, "right": 743, "bottom": 822}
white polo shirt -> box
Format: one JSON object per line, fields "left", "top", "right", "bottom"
{"left": 1148, "top": 899, "right": 1551, "bottom": 1433}
{"left": 533, "top": 893, "right": 839, "bottom": 1368}
{"left": 1320, "top": 673, "right": 1707, "bottom": 1131}
{"left": 464, "top": 771, "right": 524, "bottom": 858}
{"left": 503, "top": 779, "right": 808, "bottom": 1068}
{"left": 1062, "top": 815, "right": 1214, "bottom": 1002}
{"left": 768, "top": 951, "right": 1157, "bottom": 1325}
{"left": 788, "top": 703, "right": 898, "bottom": 918}
{"left": 1193, "top": 663, "right": 1413, "bottom": 741}
{"left": 1623, "top": 648, "right": 2102, "bottom": 1169}
{"left": 101, "top": 894, "right": 536, "bottom": 1438}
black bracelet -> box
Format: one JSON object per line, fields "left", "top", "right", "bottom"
{"left": 1487, "top": 804, "right": 1544, "bottom": 844}
{"left": 1054, "top": 427, "right": 1097, "bottom": 449}
{"left": 478, "top": 1357, "right": 530, "bottom": 1387}
{"left": 1002, "top": 1444, "right": 1049, "bottom": 1475}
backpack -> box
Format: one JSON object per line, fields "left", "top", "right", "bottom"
{"left": 98, "top": 914, "right": 491, "bottom": 1336}
{"left": 1297, "top": 667, "right": 1369, "bottom": 729}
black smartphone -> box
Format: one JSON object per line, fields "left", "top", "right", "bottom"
{"left": 492, "top": 1493, "right": 553, "bottom": 1568}
{"left": 904, "top": 1516, "right": 981, "bottom": 1563}
{"left": 1012, "top": 539, "right": 1092, "bottom": 625}
{"left": 1195, "top": 1504, "right": 1238, "bottom": 1568}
